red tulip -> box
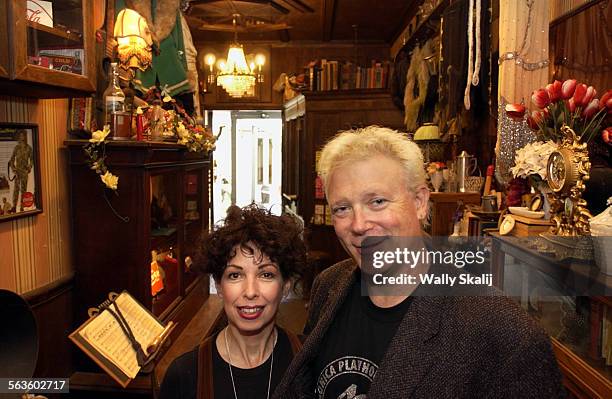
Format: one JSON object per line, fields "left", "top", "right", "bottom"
{"left": 582, "top": 99, "right": 600, "bottom": 118}
{"left": 599, "top": 90, "right": 612, "bottom": 109}
{"left": 532, "top": 89, "right": 550, "bottom": 109}
{"left": 561, "top": 79, "right": 577, "bottom": 99}
{"left": 505, "top": 103, "right": 526, "bottom": 119}
{"left": 580, "top": 86, "right": 596, "bottom": 107}
{"left": 572, "top": 83, "right": 588, "bottom": 106}
{"left": 546, "top": 80, "right": 562, "bottom": 102}
{"left": 603, "top": 127, "right": 612, "bottom": 144}
{"left": 567, "top": 98, "right": 577, "bottom": 113}
{"left": 600, "top": 89, "right": 612, "bottom": 112}
{"left": 527, "top": 111, "right": 543, "bottom": 130}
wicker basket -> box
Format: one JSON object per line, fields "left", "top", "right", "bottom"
{"left": 463, "top": 176, "right": 485, "bottom": 193}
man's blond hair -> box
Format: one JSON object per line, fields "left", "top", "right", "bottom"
{"left": 318, "top": 126, "right": 426, "bottom": 193}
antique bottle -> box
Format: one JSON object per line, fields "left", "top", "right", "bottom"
{"left": 103, "top": 62, "right": 125, "bottom": 127}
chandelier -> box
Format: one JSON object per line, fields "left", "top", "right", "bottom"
{"left": 204, "top": 15, "right": 265, "bottom": 98}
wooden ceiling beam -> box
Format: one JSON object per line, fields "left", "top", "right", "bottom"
{"left": 194, "top": 22, "right": 292, "bottom": 32}
{"left": 279, "top": 0, "right": 315, "bottom": 13}
{"left": 322, "top": 0, "right": 336, "bottom": 41}
{"left": 191, "top": 0, "right": 291, "bottom": 14}
{"left": 268, "top": 1, "right": 291, "bottom": 14}
{"left": 389, "top": 3, "right": 417, "bottom": 44}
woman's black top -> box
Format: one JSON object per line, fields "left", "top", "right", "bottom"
{"left": 159, "top": 327, "right": 294, "bottom": 399}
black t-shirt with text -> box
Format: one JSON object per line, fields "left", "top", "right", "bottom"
{"left": 313, "top": 279, "right": 413, "bottom": 399}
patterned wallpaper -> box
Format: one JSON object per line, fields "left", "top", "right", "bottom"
{"left": 0, "top": 96, "right": 73, "bottom": 293}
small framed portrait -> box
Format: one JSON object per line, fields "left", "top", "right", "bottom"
{"left": 0, "top": 123, "right": 42, "bottom": 221}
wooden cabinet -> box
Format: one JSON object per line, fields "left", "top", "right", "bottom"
{"left": 490, "top": 233, "right": 612, "bottom": 398}
{"left": 283, "top": 90, "right": 404, "bottom": 263}
{"left": 66, "top": 141, "right": 212, "bottom": 341}
{"left": 428, "top": 192, "right": 481, "bottom": 236}
{"left": 2, "top": 0, "right": 95, "bottom": 95}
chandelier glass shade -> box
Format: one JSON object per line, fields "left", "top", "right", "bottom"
{"left": 216, "top": 44, "right": 257, "bottom": 97}
{"left": 203, "top": 14, "right": 266, "bottom": 98}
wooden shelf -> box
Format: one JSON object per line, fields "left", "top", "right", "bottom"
{"left": 391, "top": 0, "right": 449, "bottom": 59}
{"left": 301, "top": 88, "right": 390, "bottom": 97}
{"left": 27, "top": 20, "right": 82, "bottom": 43}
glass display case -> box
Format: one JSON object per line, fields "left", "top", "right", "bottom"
{"left": 150, "top": 172, "right": 180, "bottom": 316}
{"left": 5, "top": 0, "right": 95, "bottom": 92}
{"left": 183, "top": 168, "right": 208, "bottom": 290}
{"left": 66, "top": 140, "right": 212, "bottom": 332}
{"left": 490, "top": 233, "right": 612, "bottom": 397}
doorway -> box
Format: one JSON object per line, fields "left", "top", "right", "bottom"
{"left": 210, "top": 110, "right": 283, "bottom": 223}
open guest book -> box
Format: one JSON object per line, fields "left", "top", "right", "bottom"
{"left": 69, "top": 291, "right": 175, "bottom": 387}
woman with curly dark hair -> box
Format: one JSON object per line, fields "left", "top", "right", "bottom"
{"left": 159, "top": 204, "right": 306, "bottom": 399}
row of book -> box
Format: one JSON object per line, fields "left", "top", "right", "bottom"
{"left": 306, "top": 59, "right": 391, "bottom": 92}
{"left": 313, "top": 203, "right": 332, "bottom": 225}
{"left": 589, "top": 299, "right": 612, "bottom": 365}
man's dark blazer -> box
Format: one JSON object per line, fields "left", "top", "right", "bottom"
{"left": 273, "top": 259, "right": 565, "bottom": 398}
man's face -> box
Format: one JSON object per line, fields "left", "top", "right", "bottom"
{"left": 326, "top": 155, "right": 429, "bottom": 267}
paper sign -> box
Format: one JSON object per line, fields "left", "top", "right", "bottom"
{"left": 27, "top": 0, "right": 53, "bottom": 28}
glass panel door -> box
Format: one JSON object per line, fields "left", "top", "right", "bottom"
{"left": 183, "top": 169, "right": 205, "bottom": 290}
{"left": 26, "top": 0, "right": 85, "bottom": 75}
{"left": 150, "top": 172, "right": 180, "bottom": 316}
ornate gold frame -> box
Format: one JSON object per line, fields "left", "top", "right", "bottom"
{"left": 546, "top": 125, "right": 592, "bottom": 236}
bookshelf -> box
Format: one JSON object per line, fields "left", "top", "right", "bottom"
{"left": 304, "top": 59, "right": 392, "bottom": 92}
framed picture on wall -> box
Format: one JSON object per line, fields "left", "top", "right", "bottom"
{"left": 0, "top": 123, "right": 42, "bottom": 221}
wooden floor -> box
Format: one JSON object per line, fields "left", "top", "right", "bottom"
{"left": 154, "top": 295, "right": 308, "bottom": 384}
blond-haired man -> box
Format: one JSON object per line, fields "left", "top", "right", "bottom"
{"left": 274, "top": 126, "right": 564, "bottom": 398}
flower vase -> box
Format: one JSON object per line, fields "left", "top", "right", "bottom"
{"left": 431, "top": 171, "right": 443, "bottom": 192}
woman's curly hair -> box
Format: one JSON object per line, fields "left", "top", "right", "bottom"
{"left": 200, "top": 204, "right": 307, "bottom": 283}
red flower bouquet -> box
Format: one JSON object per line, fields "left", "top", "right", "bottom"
{"left": 527, "top": 79, "right": 611, "bottom": 144}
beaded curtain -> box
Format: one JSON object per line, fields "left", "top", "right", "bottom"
{"left": 495, "top": 0, "right": 549, "bottom": 187}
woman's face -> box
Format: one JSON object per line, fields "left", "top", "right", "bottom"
{"left": 217, "top": 244, "right": 289, "bottom": 335}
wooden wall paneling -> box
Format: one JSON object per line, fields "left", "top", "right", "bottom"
{"left": 23, "top": 275, "right": 75, "bottom": 380}
{"left": 0, "top": 0, "right": 9, "bottom": 78}
{"left": 322, "top": 0, "right": 337, "bottom": 41}
{"left": 290, "top": 91, "right": 402, "bottom": 263}
{"left": 198, "top": 43, "right": 391, "bottom": 109}
{"left": 38, "top": 99, "right": 72, "bottom": 283}
{"left": 0, "top": 96, "right": 73, "bottom": 294}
